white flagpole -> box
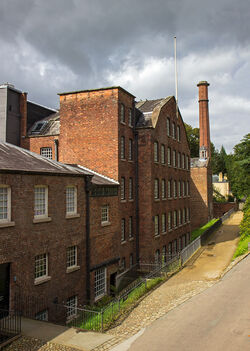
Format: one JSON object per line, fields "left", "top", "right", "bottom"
{"left": 174, "top": 36, "right": 178, "bottom": 118}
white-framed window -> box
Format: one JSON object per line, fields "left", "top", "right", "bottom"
{"left": 120, "top": 103, "right": 125, "bottom": 123}
{"left": 155, "top": 249, "right": 160, "bottom": 264}
{"left": 167, "top": 118, "right": 170, "bottom": 136}
{"left": 35, "top": 253, "right": 48, "bottom": 280}
{"left": 154, "top": 141, "right": 159, "bottom": 162}
{"left": 129, "top": 253, "right": 133, "bottom": 268}
{"left": 162, "top": 179, "right": 166, "bottom": 199}
{"left": 34, "top": 186, "right": 48, "bottom": 218}
{"left": 177, "top": 126, "right": 180, "bottom": 141}
{"left": 67, "top": 246, "right": 77, "bottom": 268}
{"left": 0, "top": 186, "right": 11, "bottom": 222}
{"left": 178, "top": 152, "right": 181, "bottom": 168}
{"left": 167, "top": 147, "right": 171, "bottom": 165}
{"left": 129, "top": 216, "right": 133, "bottom": 238}
{"left": 162, "top": 245, "right": 167, "bottom": 263}
{"left": 154, "top": 179, "right": 159, "bottom": 199}
{"left": 40, "top": 147, "right": 52, "bottom": 160}
{"left": 168, "top": 180, "right": 171, "bottom": 198}
{"left": 173, "top": 150, "right": 176, "bottom": 167}
{"left": 121, "top": 218, "right": 125, "bottom": 242}
{"left": 128, "top": 108, "right": 133, "bottom": 127}
{"left": 161, "top": 144, "right": 165, "bottom": 164}
{"left": 186, "top": 181, "right": 189, "bottom": 196}
{"left": 173, "top": 210, "right": 177, "bottom": 227}
{"left": 95, "top": 268, "right": 106, "bottom": 300}
{"left": 186, "top": 155, "right": 189, "bottom": 170}
{"left": 183, "top": 208, "right": 186, "bottom": 223}
{"left": 178, "top": 181, "right": 181, "bottom": 197}
{"left": 35, "top": 309, "right": 48, "bottom": 321}
{"left": 66, "top": 295, "right": 78, "bottom": 319}
{"left": 162, "top": 213, "right": 166, "bottom": 233}
{"left": 129, "top": 177, "right": 133, "bottom": 200}
{"left": 187, "top": 208, "right": 190, "bottom": 222}
{"left": 121, "top": 136, "right": 125, "bottom": 159}
{"left": 172, "top": 122, "right": 176, "bottom": 139}
{"left": 121, "top": 177, "right": 125, "bottom": 200}
{"left": 101, "top": 205, "right": 109, "bottom": 224}
{"left": 174, "top": 181, "right": 177, "bottom": 198}
{"left": 66, "top": 186, "right": 77, "bottom": 215}
{"left": 154, "top": 215, "right": 159, "bottom": 236}
{"left": 129, "top": 139, "right": 133, "bottom": 161}
{"left": 182, "top": 154, "right": 185, "bottom": 169}
{"left": 183, "top": 181, "right": 186, "bottom": 197}
{"left": 168, "top": 212, "right": 172, "bottom": 230}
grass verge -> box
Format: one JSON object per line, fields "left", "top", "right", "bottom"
{"left": 233, "top": 197, "right": 250, "bottom": 259}
{"left": 191, "top": 218, "right": 219, "bottom": 241}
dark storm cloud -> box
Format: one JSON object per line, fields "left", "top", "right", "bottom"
{"left": 0, "top": 0, "right": 249, "bottom": 151}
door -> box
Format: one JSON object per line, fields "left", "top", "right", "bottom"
{"left": 0, "top": 263, "right": 10, "bottom": 311}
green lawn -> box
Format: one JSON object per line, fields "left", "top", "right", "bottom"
{"left": 191, "top": 218, "right": 220, "bottom": 241}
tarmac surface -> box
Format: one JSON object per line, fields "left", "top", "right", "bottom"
{"left": 3, "top": 211, "right": 244, "bottom": 351}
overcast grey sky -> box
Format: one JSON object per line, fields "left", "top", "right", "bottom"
{"left": 1, "top": 0, "right": 249, "bottom": 152}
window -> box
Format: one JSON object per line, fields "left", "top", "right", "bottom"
{"left": 186, "top": 181, "right": 189, "bottom": 196}
{"left": 168, "top": 180, "right": 172, "bottom": 198}
{"left": 186, "top": 155, "right": 189, "bottom": 170}
{"left": 173, "top": 210, "right": 177, "bottom": 227}
{"left": 35, "top": 310, "right": 48, "bottom": 321}
{"left": 0, "top": 186, "right": 11, "bottom": 222}
{"left": 101, "top": 205, "right": 109, "bottom": 224}
{"left": 35, "top": 253, "right": 48, "bottom": 280}
{"left": 183, "top": 208, "right": 186, "bottom": 223}
{"left": 167, "top": 118, "right": 170, "bottom": 136}
{"left": 167, "top": 147, "right": 171, "bottom": 165}
{"left": 183, "top": 181, "right": 186, "bottom": 197}
{"left": 34, "top": 186, "right": 48, "bottom": 218}
{"left": 67, "top": 246, "right": 77, "bottom": 268}
{"left": 121, "top": 136, "right": 125, "bottom": 159}
{"left": 178, "top": 209, "right": 182, "bottom": 226}
{"left": 154, "top": 179, "right": 159, "bottom": 199}
{"left": 121, "top": 257, "right": 126, "bottom": 270}
{"left": 121, "top": 218, "right": 125, "bottom": 242}
{"left": 174, "top": 181, "right": 177, "bottom": 198}
{"left": 31, "top": 121, "right": 48, "bottom": 134}
{"left": 187, "top": 208, "right": 190, "bottom": 222}
{"left": 162, "top": 246, "right": 167, "bottom": 263}
{"left": 154, "top": 142, "right": 159, "bottom": 162}
{"left": 179, "top": 237, "right": 182, "bottom": 251}
{"left": 129, "top": 139, "right": 133, "bottom": 161}
{"left": 40, "top": 147, "right": 52, "bottom": 160}
{"left": 178, "top": 152, "right": 181, "bottom": 168}
{"left": 182, "top": 154, "right": 185, "bottom": 169}
{"left": 173, "top": 239, "right": 177, "bottom": 255}
{"left": 121, "top": 177, "right": 125, "bottom": 200}
{"left": 120, "top": 103, "right": 125, "bottom": 123}
{"left": 129, "top": 253, "right": 133, "bottom": 268}
{"left": 182, "top": 235, "right": 186, "bottom": 248}
{"left": 162, "top": 213, "right": 166, "bottom": 233}
{"left": 173, "top": 150, "right": 176, "bottom": 167}
{"left": 129, "top": 178, "right": 133, "bottom": 200}
{"left": 128, "top": 108, "right": 133, "bottom": 127}
{"left": 95, "top": 268, "right": 106, "bottom": 299}
{"left": 154, "top": 215, "right": 159, "bottom": 236}
{"left": 172, "top": 122, "right": 176, "bottom": 139}
{"left": 155, "top": 249, "right": 160, "bottom": 264}
{"left": 66, "top": 186, "right": 77, "bottom": 215}
{"left": 161, "top": 144, "right": 165, "bottom": 164}
{"left": 129, "top": 216, "right": 133, "bottom": 238}
{"left": 168, "top": 212, "right": 172, "bottom": 230}
{"left": 162, "top": 179, "right": 166, "bottom": 199}
{"left": 168, "top": 242, "right": 172, "bottom": 258}
{"left": 178, "top": 181, "right": 181, "bottom": 197}
{"left": 177, "top": 126, "right": 180, "bottom": 141}
{"left": 66, "top": 295, "right": 78, "bottom": 319}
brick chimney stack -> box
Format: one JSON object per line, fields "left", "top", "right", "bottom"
{"left": 197, "top": 81, "right": 211, "bottom": 160}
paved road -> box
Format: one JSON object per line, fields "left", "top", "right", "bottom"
{"left": 116, "top": 254, "right": 250, "bottom": 351}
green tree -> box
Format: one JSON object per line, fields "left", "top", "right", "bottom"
{"left": 184, "top": 123, "right": 199, "bottom": 157}
{"left": 212, "top": 145, "right": 228, "bottom": 175}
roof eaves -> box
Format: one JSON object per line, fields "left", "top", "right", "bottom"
{"left": 58, "top": 86, "right": 135, "bottom": 98}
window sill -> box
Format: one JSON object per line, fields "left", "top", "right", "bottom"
{"left": 128, "top": 160, "right": 134, "bottom": 163}
{"left": 34, "top": 276, "right": 51, "bottom": 286}
{"left": 129, "top": 236, "right": 134, "bottom": 241}
{"left": 65, "top": 213, "right": 80, "bottom": 219}
{"left": 154, "top": 234, "right": 160, "bottom": 239}
{"left": 162, "top": 231, "right": 167, "bottom": 235}
{"left": 128, "top": 199, "right": 134, "bottom": 202}
{"left": 120, "top": 200, "right": 126, "bottom": 203}
{"left": 0, "top": 221, "right": 15, "bottom": 228}
{"left": 162, "top": 198, "right": 166, "bottom": 201}
{"left": 154, "top": 198, "right": 160, "bottom": 202}
{"left": 120, "top": 121, "right": 126, "bottom": 126}
{"left": 120, "top": 159, "right": 126, "bottom": 162}
{"left": 66, "top": 265, "right": 80, "bottom": 274}
{"left": 33, "top": 217, "right": 52, "bottom": 224}
{"left": 121, "top": 240, "right": 127, "bottom": 245}
{"left": 168, "top": 229, "right": 173, "bottom": 232}
{"left": 101, "top": 221, "right": 111, "bottom": 227}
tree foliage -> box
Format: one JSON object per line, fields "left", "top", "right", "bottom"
{"left": 184, "top": 123, "right": 199, "bottom": 157}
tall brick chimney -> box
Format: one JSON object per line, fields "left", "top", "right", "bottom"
{"left": 197, "top": 81, "right": 211, "bottom": 160}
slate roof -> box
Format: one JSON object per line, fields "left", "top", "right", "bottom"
{"left": 0, "top": 143, "right": 118, "bottom": 185}
{"left": 28, "top": 112, "right": 60, "bottom": 136}
{"left": 135, "top": 97, "right": 173, "bottom": 128}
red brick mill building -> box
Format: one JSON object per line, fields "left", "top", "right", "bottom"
{"left": 0, "top": 81, "right": 212, "bottom": 322}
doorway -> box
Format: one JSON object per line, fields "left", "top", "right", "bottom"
{"left": 0, "top": 263, "right": 10, "bottom": 311}
{"left": 109, "top": 272, "right": 117, "bottom": 297}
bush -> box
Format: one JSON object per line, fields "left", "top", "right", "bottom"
{"left": 233, "top": 196, "right": 250, "bottom": 259}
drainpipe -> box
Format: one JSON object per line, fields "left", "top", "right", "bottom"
{"left": 54, "top": 139, "right": 59, "bottom": 161}
{"left": 85, "top": 175, "right": 92, "bottom": 302}
{"left": 134, "top": 122, "right": 140, "bottom": 264}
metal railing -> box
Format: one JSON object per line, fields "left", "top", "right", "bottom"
{"left": 181, "top": 236, "right": 201, "bottom": 264}
{"left": 221, "top": 207, "right": 236, "bottom": 222}
{"left": 0, "top": 309, "right": 21, "bottom": 347}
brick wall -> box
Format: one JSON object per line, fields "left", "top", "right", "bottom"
{"left": 21, "top": 135, "right": 59, "bottom": 160}
{"left": 213, "top": 202, "right": 237, "bottom": 218}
